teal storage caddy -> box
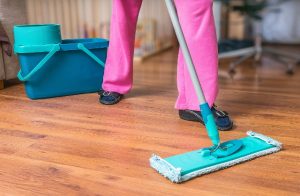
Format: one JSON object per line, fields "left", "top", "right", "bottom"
{"left": 14, "top": 24, "right": 108, "bottom": 99}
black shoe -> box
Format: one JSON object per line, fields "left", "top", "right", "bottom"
{"left": 98, "top": 90, "right": 123, "bottom": 105}
{"left": 179, "top": 105, "right": 233, "bottom": 131}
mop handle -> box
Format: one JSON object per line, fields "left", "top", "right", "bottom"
{"left": 165, "top": 0, "right": 220, "bottom": 146}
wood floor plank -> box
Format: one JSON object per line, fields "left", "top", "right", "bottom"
{"left": 0, "top": 49, "right": 299, "bottom": 195}
{"left": 0, "top": 154, "right": 215, "bottom": 196}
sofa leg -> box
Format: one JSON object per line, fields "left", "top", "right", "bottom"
{"left": 0, "top": 80, "right": 4, "bottom": 90}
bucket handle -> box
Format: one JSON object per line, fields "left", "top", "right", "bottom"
{"left": 77, "top": 43, "right": 105, "bottom": 68}
{"left": 18, "top": 43, "right": 104, "bottom": 82}
{"left": 18, "top": 44, "right": 60, "bottom": 81}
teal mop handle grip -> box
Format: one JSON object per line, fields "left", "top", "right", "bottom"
{"left": 200, "top": 103, "right": 220, "bottom": 146}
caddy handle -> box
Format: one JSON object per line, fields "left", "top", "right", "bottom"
{"left": 77, "top": 43, "right": 105, "bottom": 67}
{"left": 18, "top": 44, "right": 60, "bottom": 81}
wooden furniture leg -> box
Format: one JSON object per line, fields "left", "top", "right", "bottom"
{"left": 0, "top": 80, "right": 4, "bottom": 90}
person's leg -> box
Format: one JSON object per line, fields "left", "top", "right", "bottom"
{"left": 174, "top": 0, "right": 232, "bottom": 130}
{"left": 174, "top": 0, "right": 218, "bottom": 111}
{"left": 102, "top": 0, "right": 143, "bottom": 94}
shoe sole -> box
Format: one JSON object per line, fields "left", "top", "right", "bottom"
{"left": 99, "top": 95, "right": 123, "bottom": 105}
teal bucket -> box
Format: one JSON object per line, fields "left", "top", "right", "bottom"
{"left": 14, "top": 24, "right": 62, "bottom": 46}
{"left": 15, "top": 38, "right": 108, "bottom": 99}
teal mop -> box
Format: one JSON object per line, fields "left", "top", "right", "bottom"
{"left": 149, "top": 0, "right": 282, "bottom": 183}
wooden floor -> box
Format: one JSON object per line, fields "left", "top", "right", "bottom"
{"left": 0, "top": 49, "right": 299, "bottom": 195}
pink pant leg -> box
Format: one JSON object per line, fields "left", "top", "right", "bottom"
{"left": 102, "top": 0, "right": 143, "bottom": 94}
{"left": 174, "top": 0, "right": 218, "bottom": 111}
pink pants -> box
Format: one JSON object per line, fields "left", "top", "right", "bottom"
{"left": 102, "top": 0, "right": 218, "bottom": 111}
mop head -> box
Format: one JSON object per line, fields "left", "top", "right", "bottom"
{"left": 150, "top": 131, "right": 282, "bottom": 183}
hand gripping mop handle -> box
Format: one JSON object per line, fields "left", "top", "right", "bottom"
{"left": 165, "top": 0, "right": 220, "bottom": 146}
